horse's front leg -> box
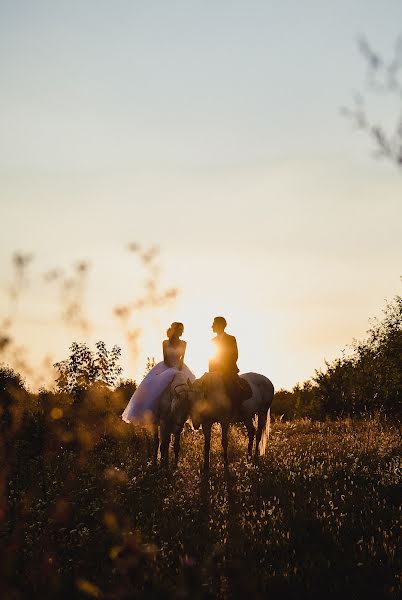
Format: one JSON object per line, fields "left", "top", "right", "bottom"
{"left": 160, "top": 422, "right": 171, "bottom": 468}
{"left": 152, "top": 424, "right": 159, "bottom": 465}
{"left": 202, "top": 422, "right": 212, "bottom": 472}
{"left": 221, "top": 422, "right": 229, "bottom": 468}
{"left": 173, "top": 426, "right": 183, "bottom": 469}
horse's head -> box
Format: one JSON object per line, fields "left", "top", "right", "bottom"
{"left": 170, "top": 373, "right": 194, "bottom": 427}
{"left": 171, "top": 373, "right": 228, "bottom": 429}
{"left": 186, "top": 373, "right": 228, "bottom": 428}
{"left": 184, "top": 377, "right": 207, "bottom": 430}
{"left": 170, "top": 376, "right": 206, "bottom": 430}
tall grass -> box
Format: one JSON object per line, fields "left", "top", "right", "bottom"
{"left": 2, "top": 394, "right": 401, "bottom": 599}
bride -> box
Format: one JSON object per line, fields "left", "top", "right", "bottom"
{"left": 122, "top": 322, "right": 196, "bottom": 423}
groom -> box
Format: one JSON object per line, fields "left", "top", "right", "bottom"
{"left": 208, "top": 316, "right": 251, "bottom": 414}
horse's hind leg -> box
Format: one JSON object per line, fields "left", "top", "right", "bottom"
{"left": 160, "top": 422, "right": 171, "bottom": 468}
{"left": 245, "top": 418, "right": 256, "bottom": 461}
{"left": 221, "top": 422, "right": 229, "bottom": 468}
{"left": 255, "top": 411, "right": 267, "bottom": 463}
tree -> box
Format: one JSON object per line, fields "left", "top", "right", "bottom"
{"left": 314, "top": 294, "right": 402, "bottom": 418}
{"left": 115, "top": 379, "right": 137, "bottom": 404}
{"left": 0, "top": 365, "right": 28, "bottom": 433}
{"left": 343, "top": 36, "right": 402, "bottom": 169}
{"left": 293, "top": 380, "right": 321, "bottom": 419}
{"left": 272, "top": 389, "right": 297, "bottom": 420}
{"left": 143, "top": 356, "right": 156, "bottom": 379}
{"left": 53, "top": 341, "right": 123, "bottom": 394}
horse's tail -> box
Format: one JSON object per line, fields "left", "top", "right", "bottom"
{"left": 258, "top": 408, "right": 270, "bottom": 457}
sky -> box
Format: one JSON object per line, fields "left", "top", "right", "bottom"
{"left": 0, "top": 0, "right": 401, "bottom": 389}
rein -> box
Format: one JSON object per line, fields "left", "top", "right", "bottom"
{"left": 171, "top": 382, "right": 188, "bottom": 398}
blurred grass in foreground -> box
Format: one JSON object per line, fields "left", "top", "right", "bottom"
{"left": 1, "top": 380, "right": 401, "bottom": 599}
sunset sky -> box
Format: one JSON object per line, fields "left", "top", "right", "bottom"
{"left": 1, "top": 0, "right": 401, "bottom": 389}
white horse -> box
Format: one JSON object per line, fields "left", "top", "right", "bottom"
{"left": 187, "top": 372, "right": 274, "bottom": 471}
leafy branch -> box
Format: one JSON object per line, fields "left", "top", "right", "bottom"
{"left": 342, "top": 35, "right": 402, "bottom": 168}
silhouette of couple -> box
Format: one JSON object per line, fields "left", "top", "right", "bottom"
{"left": 122, "top": 317, "right": 251, "bottom": 423}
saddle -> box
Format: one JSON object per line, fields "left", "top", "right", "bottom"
{"left": 223, "top": 374, "right": 252, "bottom": 417}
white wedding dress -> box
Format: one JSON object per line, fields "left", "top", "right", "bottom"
{"left": 122, "top": 343, "right": 196, "bottom": 423}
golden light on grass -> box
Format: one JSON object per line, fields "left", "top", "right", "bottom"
{"left": 103, "top": 511, "right": 119, "bottom": 531}
{"left": 76, "top": 578, "right": 102, "bottom": 598}
{"left": 103, "top": 466, "right": 128, "bottom": 484}
{"left": 50, "top": 407, "right": 63, "bottom": 420}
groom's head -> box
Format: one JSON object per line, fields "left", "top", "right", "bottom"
{"left": 212, "top": 316, "right": 227, "bottom": 334}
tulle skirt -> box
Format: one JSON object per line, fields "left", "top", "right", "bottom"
{"left": 122, "top": 361, "right": 196, "bottom": 423}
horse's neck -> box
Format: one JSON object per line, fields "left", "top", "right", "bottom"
{"left": 172, "top": 372, "right": 186, "bottom": 388}
{"left": 207, "top": 372, "right": 225, "bottom": 390}
{"left": 204, "top": 373, "right": 230, "bottom": 413}
{"left": 159, "top": 385, "right": 171, "bottom": 411}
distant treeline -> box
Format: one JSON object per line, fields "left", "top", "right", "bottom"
{"left": 274, "top": 295, "right": 401, "bottom": 421}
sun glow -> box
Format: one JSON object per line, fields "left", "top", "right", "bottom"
{"left": 129, "top": 291, "right": 275, "bottom": 385}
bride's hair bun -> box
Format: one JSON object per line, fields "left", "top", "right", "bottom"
{"left": 167, "top": 322, "right": 183, "bottom": 339}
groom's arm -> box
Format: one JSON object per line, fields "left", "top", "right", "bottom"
{"left": 230, "top": 336, "right": 239, "bottom": 363}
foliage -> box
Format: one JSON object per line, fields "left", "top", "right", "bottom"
{"left": 343, "top": 36, "right": 402, "bottom": 169}
{"left": 0, "top": 389, "right": 400, "bottom": 598}
{"left": 271, "top": 389, "right": 297, "bottom": 420}
{"left": 143, "top": 356, "right": 156, "bottom": 379}
{"left": 53, "top": 341, "right": 123, "bottom": 394}
{"left": 1, "top": 345, "right": 402, "bottom": 598}
{"left": 0, "top": 365, "right": 29, "bottom": 434}
{"left": 314, "top": 295, "right": 402, "bottom": 418}
{"left": 0, "top": 364, "right": 27, "bottom": 398}
{"left": 272, "top": 295, "right": 402, "bottom": 420}
{"left": 1, "top": 244, "right": 178, "bottom": 388}
{"left": 115, "top": 378, "right": 137, "bottom": 404}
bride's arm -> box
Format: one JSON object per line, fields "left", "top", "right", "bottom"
{"left": 179, "top": 341, "right": 187, "bottom": 370}
{"left": 163, "top": 340, "right": 171, "bottom": 367}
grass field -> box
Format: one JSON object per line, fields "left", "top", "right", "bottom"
{"left": 3, "top": 416, "right": 402, "bottom": 599}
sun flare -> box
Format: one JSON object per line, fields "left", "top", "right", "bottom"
{"left": 129, "top": 294, "right": 275, "bottom": 385}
